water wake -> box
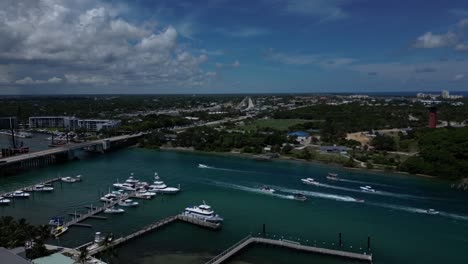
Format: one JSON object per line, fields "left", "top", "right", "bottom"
{"left": 207, "top": 181, "right": 294, "bottom": 200}
{"left": 367, "top": 202, "right": 468, "bottom": 221}
{"left": 197, "top": 164, "right": 270, "bottom": 175}
{"left": 272, "top": 186, "right": 360, "bottom": 203}
{"left": 336, "top": 178, "right": 392, "bottom": 187}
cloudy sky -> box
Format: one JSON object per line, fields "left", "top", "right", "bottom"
{"left": 1, "top": 0, "right": 468, "bottom": 94}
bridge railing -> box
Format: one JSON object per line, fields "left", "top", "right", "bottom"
{"left": 205, "top": 235, "right": 252, "bottom": 264}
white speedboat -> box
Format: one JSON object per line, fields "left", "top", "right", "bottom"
{"left": 134, "top": 190, "right": 156, "bottom": 199}
{"left": 48, "top": 217, "right": 64, "bottom": 226}
{"left": 51, "top": 225, "right": 68, "bottom": 238}
{"left": 183, "top": 201, "right": 223, "bottom": 223}
{"left": 148, "top": 176, "right": 180, "bottom": 194}
{"left": 301, "top": 178, "right": 319, "bottom": 186}
{"left": 293, "top": 193, "right": 307, "bottom": 201}
{"left": 0, "top": 197, "right": 11, "bottom": 205}
{"left": 360, "top": 186, "right": 376, "bottom": 193}
{"left": 426, "top": 208, "right": 439, "bottom": 215}
{"left": 326, "top": 173, "right": 339, "bottom": 180}
{"left": 33, "top": 184, "right": 54, "bottom": 192}
{"left": 7, "top": 191, "right": 30, "bottom": 198}
{"left": 113, "top": 182, "right": 136, "bottom": 191}
{"left": 198, "top": 164, "right": 209, "bottom": 168}
{"left": 100, "top": 192, "right": 122, "bottom": 202}
{"left": 118, "top": 199, "right": 139, "bottom": 207}
{"left": 61, "top": 175, "right": 81, "bottom": 183}
{"left": 104, "top": 207, "right": 125, "bottom": 214}
{"left": 259, "top": 186, "right": 275, "bottom": 193}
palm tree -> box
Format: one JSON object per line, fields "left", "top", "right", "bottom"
{"left": 76, "top": 247, "right": 89, "bottom": 264}
{"left": 101, "top": 233, "right": 117, "bottom": 263}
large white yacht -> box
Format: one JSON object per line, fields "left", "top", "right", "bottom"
{"left": 125, "top": 173, "right": 140, "bottom": 184}
{"left": 0, "top": 196, "right": 11, "bottom": 205}
{"left": 33, "top": 184, "right": 54, "bottom": 192}
{"left": 100, "top": 191, "right": 123, "bottom": 202}
{"left": 148, "top": 173, "right": 179, "bottom": 194}
{"left": 301, "top": 178, "right": 320, "bottom": 186}
{"left": 6, "top": 191, "right": 30, "bottom": 198}
{"left": 104, "top": 206, "right": 125, "bottom": 214}
{"left": 113, "top": 182, "right": 136, "bottom": 191}
{"left": 183, "top": 202, "right": 223, "bottom": 223}
{"left": 118, "top": 199, "right": 139, "bottom": 207}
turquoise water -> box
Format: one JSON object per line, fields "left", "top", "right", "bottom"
{"left": 1, "top": 149, "right": 467, "bottom": 263}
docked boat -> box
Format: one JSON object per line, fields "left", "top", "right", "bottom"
{"left": 104, "top": 207, "right": 125, "bottom": 214}
{"left": 33, "top": 184, "right": 54, "bottom": 192}
{"left": 7, "top": 191, "right": 30, "bottom": 198}
{"left": 125, "top": 174, "right": 139, "bottom": 184}
{"left": 100, "top": 191, "right": 122, "bottom": 202}
{"left": 61, "top": 175, "right": 81, "bottom": 183}
{"left": 326, "top": 173, "right": 339, "bottom": 180}
{"left": 87, "top": 232, "right": 107, "bottom": 251}
{"left": 259, "top": 186, "right": 275, "bottom": 193}
{"left": 134, "top": 190, "right": 156, "bottom": 199}
{"left": 51, "top": 225, "right": 68, "bottom": 237}
{"left": 198, "top": 164, "right": 209, "bottom": 168}
{"left": 0, "top": 197, "right": 11, "bottom": 205}
{"left": 360, "top": 186, "right": 376, "bottom": 193}
{"left": 301, "top": 178, "right": 320, "bottom": 186}
{"left": 426, "top": 209, "right": 439, "bottom": 215}
{"left": 148, "top": 175, "right": 180, "bottom": 194}
{"left": 113, "top": 182, "right": 136, "bottom": 191}
{"left": 118, "top": 199, "right": 139, "bottom": 207}
{"left": 183, "top": 202, "right": 224, "bottom": 223}
{"left": 48, "top": 217, "right": 64, "bottom": 226}
{"left": 293, "top": 193, "right": 307, "bottom": 201}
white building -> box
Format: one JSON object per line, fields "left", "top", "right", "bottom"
{"left": 29, "top": 116, "right": 79, "bottom": 130}
{"left": 78, "top": 119, "right": 121, "bottom": 132}
{"left": 442, "top": 90, "right": 450, "bottom": 99}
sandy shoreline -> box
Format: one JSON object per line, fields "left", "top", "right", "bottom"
{"left": 156, "top": 146, "right": 437, "bottom": 179}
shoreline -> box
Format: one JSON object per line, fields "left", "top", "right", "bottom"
{"left": 156, "top": 146, "right": 437, "bottom": 179}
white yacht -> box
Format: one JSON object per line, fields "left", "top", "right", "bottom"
{"left": 86, "top": 232, "right": 111, "bottom": 251}
{"left": 33, "top": 184, "right": 54, "bottom": 192}
{"left": 118, "top": 199, "right": 139, "bottom": 207}
{"left": 0, "top": 196, "right": 11, "bottom": 205}
{"left": 104, "top": 206, "right": 125, "bottom": 214}
{"left": 360, "top": 186, "right": 376, "bottom": 193}
{"left": 198, "top": 164, "right": 209, "bottom": 168}
{"left": 113, "top": 182, "right": 136, "bottom": 191}
{"left": 125, "top": 174, "right": 139, "bottom": 184}
{"left": 148, "top": 175, "right": 179, "bottom": 194}
{"left": 259, "top": 186, "right": 275, "bottom": 193}
{"left": 301, "top": 178, "right": 320, "bottom": 186}
{"left": 61, "top": 175, "right": 81, "bottom": 183}
{"left": 426, "top": 208, "right": 439, "bottom": 215}
{"left": 183, "top": 202, "right": 223, "bottom": 223}
{"left": 7, "top": 191, "right": 30, "bottom": 198}
{"left": 326, "top": 173, "right": 339, "bottom": 180}
{"left": 134, "top": 190, "right": 156, "bottom": 199}
{"left": 100, "top": 191, "right": 122, "bottom": 202}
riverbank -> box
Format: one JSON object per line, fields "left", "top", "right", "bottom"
{"left": 157, "top": 145, "right": 437, "bottom": 179}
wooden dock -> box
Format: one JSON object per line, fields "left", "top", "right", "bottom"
{"left": 0, "top": 177, "right": 61, "bottom": 197}
{"left": 205, "top": 236, "right": 373, "bottom": 264}
{"left": 81, "top": 214, "right": 220, "bottom": 256}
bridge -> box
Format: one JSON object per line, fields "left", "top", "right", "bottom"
{"left": 205, "top": 236, "right": 373, "bottom": 264}
{"left": 0, "top": 133, "right": 144, "bottom": 175}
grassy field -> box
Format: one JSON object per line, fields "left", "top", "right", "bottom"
{"left": 241, "top": 118, "right": 311, "bottom": 131}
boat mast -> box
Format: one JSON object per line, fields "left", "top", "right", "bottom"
{"left": 9, "top": 117, "right": 16, "bottom": 149}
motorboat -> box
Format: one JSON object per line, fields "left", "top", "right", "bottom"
{"left": 259, "top": 186, "right": 275, "bottom": 193}
{"left": 301, "top": 178, "right": 320, "bottom": 186}
{"left": 0, "top": 197, "right": 11, "bottom": 205}
{"left": 360, "top": 186, "right": 376, "bottom": 193}
{"left": 87, "top": 232, "right": 113, "bottom": 251}
{"left": 7, "top": 191, "right": 30, "bottom": 198}
{"left": 100, "top": 192, "right": 122, "bottom": 202}
{"left": 104, "top": 207, "right": 125, "bottom": 214}
{"left": 183, "top": 201, "right": 224, "bottom": 223}
{"left": 48, "top": 217, "right": 64, "bottom": 226}
{"left": 293, "top": 193, "right": 307, "bottom": 201}
{"left": 326, "top": 173, "right": 339, "bottom": 180}
{"left": 51, "top": 225, "right": 68, "bottom": 237}
{"left": 113, "top": 182, "right": 136, "bottom": 191}
{"left": 125, "top": 174, "right": 139, "bottom": 184}
{"left": 61, "top": 175, "right": 81, "bottom": 183}
{"left": 118, "top": 199, "right": 139, "bottom": 207}
{"left": 426, "top": 208, "right": 439, "bottom": 215}
{"left": 135, "top": 181, "right": 149, "bottom": 188}
{"left": 33, "top": 184, "right": 54, "bottom": 192}
{"left": 198, "top": 164, "right": 209, "bottom": 168}
{"left": 148, "top": 176, "right": 180, "bottom": 194}
{"left": 134, "top": 190, "right": 156, "bottom": 199}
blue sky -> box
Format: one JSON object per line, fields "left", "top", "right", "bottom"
{"left": 1, "top": 0, "right": 468, "bottom": 94}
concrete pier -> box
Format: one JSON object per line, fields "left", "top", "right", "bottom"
{"left": 205, "top": 236, "right": 373, "bottom": 264}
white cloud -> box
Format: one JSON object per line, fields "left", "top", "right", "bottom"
{"left": 453, "top": 74, "right": 465, "bottom": 81}
{"left": 455, "top": 43, "right": 468, "bottom": 51}
{"left": 270, "top": 0, "right": 349, "bottom": 21}
{"left": 0, "top": 0, "right": 211, "bottom": 91}
{"left": 413, "top": 32, "right": 458, "bottom": 49}
{"left": 216, "top": 27, "right": 269, "bottom": 37}
{"left": 264, "top": 49, "right": 354, "bottom": 67}
{"left": 216, "top": 60, "right": 241, "bottom": 69}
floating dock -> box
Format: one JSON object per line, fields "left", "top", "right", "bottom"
{"left": 79, "top": 214, "right": 220, "bottom": 256}
{"left": 205, "top": 236, "right": 373, "bottom": 264}
{"left": 0, "top": 177, "right": 61, "bottom": 197}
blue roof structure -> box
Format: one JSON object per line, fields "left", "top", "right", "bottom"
{"left": 287, "top": 131, "right": 310, "bottom": 137}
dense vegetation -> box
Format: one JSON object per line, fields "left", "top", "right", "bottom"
{"left": 0, "top": 216, "right": 51, "bottom": 259}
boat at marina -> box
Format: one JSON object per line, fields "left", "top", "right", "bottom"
{"left": 259, "top": 185, "right": 275, "bottom": 193}
{"left": 426, "top": 209, "right": 439, "bottom": 215}
{"left": 198, "top": 164, "right": 209, "bottom": 168}
{"left": 113, "top": 182, "right": 136, "bottom": 191}
{"left": 104, "top": 206, "right": 125, "bottom": 214}
{"left": 183, "top": 201, "right": 224, "bottom": 223}
{"left": 0, "top": 196, "right": 11, "bottom": 205}
{"left": 6, "top": 191, "right": 30, "bottom": 198}
{"left": 100, "top": 191, "right": 123, "bottom": 202}
{"left": 118, "top": 199, "right": 139, "bottom": 207}
{"left": 125, "top": 174, "right": 140, "bottom": 184}
{"left": 51, "top": 225, "right": 68, "bottom": 237}
{"left": 326, "top": 173, "right": 339, "bottom": 180}
{"left": 48, "top": 217, "right": 64, "bottom": 226}
{"left": 301, "top": 178, "right": 320, "bottom": 186}
{"left": 148, "top": 174, "right": 180, "bottom": 194}
{"left": 61, "top": 175, "right": 82, "bottom": 183}
{"left": 360, "top": 186, "right": 376, "bottom": 193}
{"left": 134, "top": 189, "right": 156, "bottom": 199}
{"left": 32, "top": 184, "right": 54, "bottom": 192}
{"left": 293, "top": 193, "right": 307, "bottom": 201}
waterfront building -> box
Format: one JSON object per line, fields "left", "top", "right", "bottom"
{"left": 78, "top": 119, "right": 121, "bottom": 132}
{"left": 441, "top": 90, "right": 449, "bottom": 99}
{"left": 288, "top": 131, "right": 311, "bottom": 145}
{"left": 0, "top": 117, "right": 17, "bottom": 129}
{"left": 29, "top": 116, "right": 79, "bottom": 130}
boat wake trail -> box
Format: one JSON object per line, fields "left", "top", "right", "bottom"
{"left": 336, "top": 178, "right": 392, "bottom": 187}
{"left": 198, "top": 165, "right": 270, "bottom": 175}
{"left": 316, "top": 183, "right": 430, "bottom": 200}
{"left": 206, "top": 181, "right": 294, "bottom": 200}
{"left": 367, "top": 202, "right": 468, "bottom": 221}
{"left": 439, "top": 212, "right": 468, "bottom": 221}
{"left": 273, "top": 186, "right": 360, "bottom": 203}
